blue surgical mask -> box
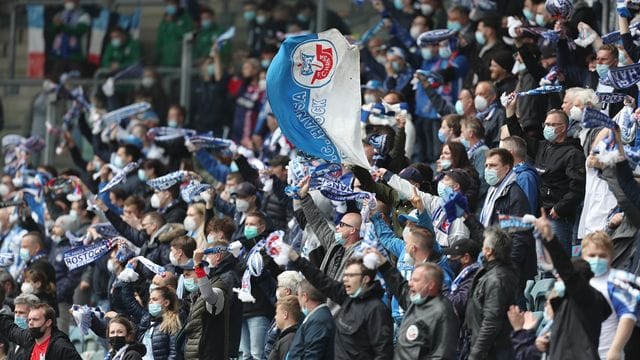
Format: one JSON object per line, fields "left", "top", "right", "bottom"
{"left": 619, "top": 52, "right": 627, "bottom": 66}
{"left": 440, "top": 159, "right": 452, "bottom": 170}
{"left": 543, "top": 125, "right": 558, "bottom": 142}
{"left": 201, "top": 19, "right": 212, "bottom": 28}
{"left": 523, "top": 8, "right": 534, "bottom": 21}
{"left": 243, "top": 10, "right": 256, "bottom": 22}
{"left": 409, "top": 292, "right": 427, "bottom": 305}
{"left": 475, "top": 31, "right": 486, "bottom": 45}
{"left": 553, "top": 280, "right": 566, "bottom": 298}
{"left": 391, "top": 61, "right": 402, "bottom": 72}
{"left": 334, "top": 232, "right": 345, "bottom": 246}
{"left": 19, "top": 248, "right": 30, "bottom": 262}
{"left": 535, "top": 14, "right": 546, "bottom": 27}
{"left": 394, "top": 0, "right": 404, "bottom": 10}
{"left": 484, "top": 168, "right": 501, "bottom": 186}
{"left": 148, "top": 303, "right": 163, "bottom": 317}
{"left": 596, "top": 64, "right": 610, "bottom": 79}
{"left": 421, "top": 48, "right": 433, "bottom": 61}
{"left": 137, "top": 169, "right": 147, "bottom": 182}
{"left": 113, "top": 156, "right": 125, "bottom": 169}
{"left": 165, "top": 4, "right": 177, "bottom": 15}
{"left": 167, "top": 119, "right": 179, "bottom": 128}
{"left": 183, "top": 278, "right": 197, "bottom": 293}
{"left": 437, "top": 181, "right": 455, "bottom": 200}
{"left": 301, "top": 306, "right": 308, "bottom": 316}
{"left": 586, "top": 257, "right": 609, "bottom": 277}
{"left": 260, "top": 59, "right": 271, "bottom": 69}
{"left": 297, "top": 13, "right": 308, "bottom": 23}
{"left": 438, "top": 47, "right": 452, "bottom": 59}
{"left": 14, "top": 316, "right": 28, "bottom": 329}
{"left": 455, "top": 100, "right": 465, "bottom": 115}
{"left": 207, "top": 63, "right": 215, "bottom": 76}
{"left": 111, "top": 38, "right": 122, "bottom": 48}
{"left": 349, "top": 286, "right": 363, "bottom": 298}
{"left": 447, "top": 21, "right": 462, "bottom": 31}
{"left": 229, "top": 161, "right": 239, "bottom": 172}
{"left": 244, "top": 225, "right": 259, "bottom": 239}
{"left": 437, "top": 129, "right": 447, "bottom": 143}
{"left": 256, "top": 15, "right": 267, "bottom": 25}
{"left": 461, "top": 138, "right": 470, "bottom": 149}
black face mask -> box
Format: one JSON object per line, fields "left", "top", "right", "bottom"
{"left": 29, "top": 326, "right": 45, "bottom": 339}
{"left": 109, "top": 336, "right": 127, "bottom": 350}
{"left": 448, "top": 258, "right": 463, "bottom": 276}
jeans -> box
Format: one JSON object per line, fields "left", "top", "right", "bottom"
{"left": 240, "top": 315, "right": 270, "bottom": 360}
{"left": 550, "top": 217, "right": 575, "bottom": 255}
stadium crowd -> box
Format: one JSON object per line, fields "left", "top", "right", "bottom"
{"left": 1, "top": 0, "right": 640, "bottom": 359}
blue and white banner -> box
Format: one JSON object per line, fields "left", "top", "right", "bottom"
{"left": 266, "top": 29, "right": 370, "bottom": 169}
{"left": 88, "top": 8, "right": 109, "bottom": 66}
{"left": 63, "top": 239, "right": 115, "bottom": 271}
{"left": 597, "top": 92, "right": 627, "bottom": 104}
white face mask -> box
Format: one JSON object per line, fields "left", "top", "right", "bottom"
{"left": 150, "top": 193, "right": 162, "bottom": 209}
{"left": 410, "top": 26, "right": 422, "bottom": 39}
{"left": 169, "top": 252, "right": 179, "bottom": 266}
{"left": 569, "top": 106, "right": 583, "bottom": 121}
{"left": 474, "top": 95, "right": 488, "bottom": 112}
{"left": 107, "top": 259, "right": 117, "bottom": 274}
{"left": 12, "top": 177, "right": 23, "bottom": 188}
{"left": 64, "top": 1, "right": 75, "bottom": 11}
{"left": 0, "top": 184, "right": 9, "bottom": 197}
{"left": 258, "top": 79, "right": 267, "bottom": 91}
{"left": 183, "top": 216, "right": 198, "bottom": 232}
{"left": 364, "top": 94, "right": 377, "bottom": 104}
{"left": 21, "top": 282, "right": 35, "bottom": 294}
{"left": 69, "top": 209, "right": 78, "bottom": 219}
{"left": 403, "top": 250, "right": 415, "bottom": 265}
{"left": 235, "top": 199, "right": 250, "bottom": 213}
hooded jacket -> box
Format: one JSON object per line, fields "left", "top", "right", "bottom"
{"left": 293, "top": 257, "right": 393, "bottom": 360}
{"left": 0, "top": 315, "right": 82, "bottom": 360}
{"left": 513, "top": 162, "right": 540, "bottom": 214}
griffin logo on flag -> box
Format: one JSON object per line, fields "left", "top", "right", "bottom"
{"left": 293, "top": 40, "right": 337, "bottom": 88}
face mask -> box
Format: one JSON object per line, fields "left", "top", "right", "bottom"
{"left": 439, "top": 47, "right": 452, "bottom": 59}
{"left": 51, "top": 234, "right": 63, "bottom": 244}
{"left": 410, "top": 26, "right": 422, "bottom": 39}
{"left": 19, "top": 248, "right": 30, "bottom": 262}
{"left": 420, "top": 4, "right": 433, "bottom": 15}
{"left": 150, "top": 193, "right": 162, "bottom": 209}
{"left": 256, "top": 15, "right": 267, "bottom": 25}
{"left": 21, "top": 282, "right": 35, "bottom": 294}
{"left": 484, "top": 168, "right": 501, "bottom": 186}
{"left": 410, "top": 292, "right": 427, "bottom": 305}
{"left": 207, "top": 234, "right": 215, "bottom": 244}
{"left": 297, "top": 13, "right": 308, "bottom": 23}
{"left": 183, "top": 216, "right": 198, "bottom": 232}
{"left": 244, "top": 225, "right": 259, "bottom": 239}
{"left": 243, "top": 10, "right": 256, "bottom": 22}
{"left": 12, "top": 177, "right": 23, "bottom": 188}
{"left": 512, "top": 61, "right": 527, "bottom": 75}
{"left": 169, "top": 252, "right": 179, "bottom": 266}
{"left": 111, "top": 38, "right": 122, "bottom": 48}
{"left": 0, "top": 184, "right": 9, "bottom": 197}
{"left": 109, "top": 336, "right": 127, "bottom": 350}
{"left": 260, "top": 58, "right": 271, "bottom": 69}
{"left": 107, "top": 259, "right": 117, "bottom": 274}
{"left": 29, "top": 326, "right": 45, "bottom": 340}
{"left": 455, "top": 100, "right": 465, "bottom": 115}
{"left": 334, "top": 232, "right": 345, "bottom": 246}
{"left": 619, "top": 52, "right": 627, "bottom": 66}
{"left": 364, "top": 94, "right": 377, "bottom": 104}
{"left": 201, "top": 19, "right": 212, "bottom": 28}
{"left": 235, "top": 199, "right": 250, "bottom": 212}
{"left": 137, "top": 169, "right": 147, "bottom": 182}
{"left": 421, "top": 48, "right": 433, "bottom": 61}
{"left": 391, "top": 61, "right": 402, "bottom": 72}
{"left": 402, "top": 226, "right": 411, "bottom": 240}
{"left": 475, "top": 31, "right": 486, "bottom": 46}
{"left": 403, "top": 250, "right": 415, "bottom": 265}
{"left": 141, "top": 77, "right": 154, "bottom": 88}
{"left": 447, "top": 20, "right": 462, "bottom": 31}
{"left": 167, "top": 119, "right": 179, "bottom": 128}
{"left": 586, "top": 257, "right": 609, "bottom": 277}
{"left": 543, "top": 125, "right": 558, "bottom": 142}
{"left": 523, "top": 8, "right": 534, "bottom": 21}
{"left": 148, "top": 303, "right": 163, "bottom": 317}
{"left": 375, "top": 55, "right": 386, "bottom": 65}
{"left": 569, "top": 106, "right": 582, "bottom": 121}
{"left": 535, "top": 14, "right": 545, "bottom": 27}
{"left": 113, "top": 156, "right": 125, "bottom": 169}
{"left": 393, "top": 0, "right": 404, "bottom": 10}
{"left": 596, "top": 64, "right": 610, "bottom": 79}
{"left": 229, "top": 162, "right": 239, "bottom": 172}
{"left": 14, "top": 316, "right": 28, "bottom": 329}
{"left": 258, "top": 79, "right": 267, "bottom": 91}
{"left": 553, "top": 280, "right": 566, "bottom": 298}
{"left": 183, "top": 277, "right": 197, "bottom": 292}
{"left": 474, "top": 95, "right": 488, "bottom": 112}
{"left": 64, "top": 1, "right": 75, "bottom": 11}
{"left": 165, "top": 4, "right": 177, "bottom": 16}
{"left": 437, "top": 181, "right": 455, "bottom": 199}
{"left": 349, "top": 286, "right": 363, "bottom": 298}
{"left": 440, "top": 159, "right": 452, "bottom": 170}
{"left": 449, "top": 259, "right": 462, "bottom": 275}
{"left": 461, "top": 138, "right": 470, "bottom": 149}
{"left": 437, "top": 129, "right": 447, "bottom": 143}
{"left": 301, "top": 306, "right": 308, "bottom": 316}
{"left": 206, "top": 63, "right": 215, "bottom": 76}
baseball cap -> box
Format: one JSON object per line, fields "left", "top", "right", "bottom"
{"left": 362, "top": 80, "right": 384, "bottom": 92}
{"left": 235, "top": 182, "right": 257, "bottom": 197}
{"left": 399, "top": 167, "right": 424, "bottom": 184}
{"left": 398, "top": 209, "right": 419, "bottom": 226}
{"left": 443, "top": 238, "right": 481, "bottom": 259}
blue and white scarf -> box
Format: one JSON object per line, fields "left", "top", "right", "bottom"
{"left": 63, "top": 238, "right": 115, "bottom": 271}
{"left": 100, "top": 161, "right": 140, "bottom": 194}
{"left": 479, "top": 171, "right": 518, "bottom": 227}
{"left": 451, "top": 262, "right": 480, "bottom": 292}
{"left": 606, "top": 62, "right": 640, "bottom": 89}
{"left": 598, "top": 92, "right": 628, "bottom": 104}
{"left": 180, "top": 181, "right": 212, "bottom": 204}
{"left": 146, "top": 171, "right": 186, "bottom": 191}
{"left": 517, "top": 85, "right": 563, "bottom": 96}
{"left": 581, "top": 107, "right": 619, "bottom": 129}
{"left": 498, "top": 214, "right": 536, "bottom": 232}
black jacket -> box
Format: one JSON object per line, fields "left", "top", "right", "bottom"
{"left": 260, "top": 175, "right": 293, "bottom": 232}
{"left": 464, "top": 260, "right": 519, "bottom": 360}
{"left": 293, "top": 257, "right": 393, "bottom": 360}
{"left": 543, "top": 236, "right": 611, "bottom": 360}
{"left": 268, "top": 324, "right": 298, "bottom": 360}
{"left": 287, "top": 304, "right": 335, "bottom": 360}
{"left": 210, "top": 254, "right": 242, "bottom": 358}
{"left": 0, "top": 315, "right": 82, "bottom": 360}
{"left": 161, "top": 200, "right": 188, "bottom": 224}
{"left": 110, "top": 343, "right": 147, "bottom": 360}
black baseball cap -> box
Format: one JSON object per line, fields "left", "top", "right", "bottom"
{"left": 443, "top": 238, "right": 481, "bottom": 259}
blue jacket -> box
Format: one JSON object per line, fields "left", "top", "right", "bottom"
{"left": 194, "top": 149, "right": 229, "bottom": 184}
{"left": 513, "top": 162, "right": 540, "bottom": 215}
{"left": 286, "top": 304, "right": 335, "bottom": 360}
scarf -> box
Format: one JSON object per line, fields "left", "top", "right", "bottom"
{"left": 479, "top": 170, "right": 518, "bottom": 227}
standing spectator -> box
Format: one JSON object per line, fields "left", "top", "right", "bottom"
{"left": 189, "top": 52, "right": 230, "bottom": 135}
{"left": 232, "top": 59, "right": 264, "bottom": 145}
{"left": 442, "top": 239, "right": 481, "bottom": 322}
{"left": 260, "top": 155, "right": 293, "bottom": 232}
{"left": 289, "top": 251, "right": 394, "bottom": 360}
{"left": 18, "top": 232, "right": 55, "bottom": 287}
{"left": 245, "top": 4, "right": 278, "bottom": 57}
{"left": 269, "top": 295, "right": 301, "bottom": 360}
{"left": 105, "top": 316, "right": 146, "bottom": 359}
{"left": 6, "top": 293, "right": 40, "bottom": 359}
{"left": 194, "top": 8, "right": 226, "bottom": 63}
{"left": 383, "top": 47, "right": 415, "bottom": 108}
{"left": 287, "top": 280, "right": 335, "bottom": 359}
{"left": 463, "top": 227, "right": 518, "bottom": 359}
{"left": 156, "top": 0, "right": 195, "bottom": 67}
{"left": 473, "top": 16, "right": 510, "bottom": 82}
{"left": 294, "top": 0, "right": 351, "bottom": 35}
{"left": 473, "top": 81, "right": 505, "bottom": 149}
{"left": 101, "top": 26, "right": 141, "bottom": 72}
{"left": 489, "top": 52, "right": 517, "bottom": 96}
{"left": 500, "top": 136, "right": 539, "bottom": 214}
{"left": 49, "top": 0, "right": 91, "bottom": 76}
{"left": 262, "top": 271, "right": 304, "bottom": 360}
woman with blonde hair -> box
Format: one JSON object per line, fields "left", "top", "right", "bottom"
{"left": 184, "top": 202, "right": 206, "bottom": 247}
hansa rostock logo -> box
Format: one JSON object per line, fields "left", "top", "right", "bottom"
{"left": 291, "top": 39, "right": 337, "bottom": 89}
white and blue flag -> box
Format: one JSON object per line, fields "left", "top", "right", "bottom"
{"left": 266, "top": 29, "right": 370, "bottom": 169}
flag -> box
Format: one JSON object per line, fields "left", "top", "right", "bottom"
{"left": 266, "top": 29, "right": 370, "bottom": 169}
{"left": 88, "top": 8, "right": 110, "bottom": 65}
{"left": 27, "top": 5, "right": 45, "bottom": 78}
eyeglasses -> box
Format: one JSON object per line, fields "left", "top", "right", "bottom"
{"left": 338, "top": 221, "right": 354, "bottom": 229}
{"left": 342, "top": 273, "right": 363, "bottom": 278}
